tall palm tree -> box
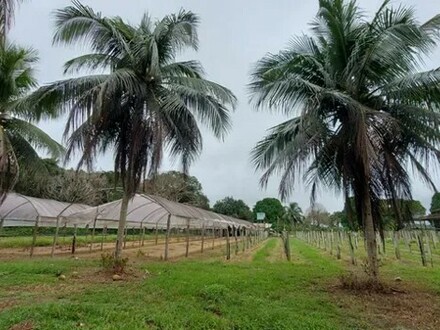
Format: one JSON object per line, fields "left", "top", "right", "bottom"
{"left": 32, "top": 1, "right": 236, "bottom": 259}
{"left": 283, "top": 202, "right": 303, "bottom": 229}
{"left": 250, "top": 0, "right": 440, "bottom": 280}
{"left": 0, "top": 43, "right": 64, "bottom": 201}
{"left": 0, "top": 0, "right": 24, "bottom": 43}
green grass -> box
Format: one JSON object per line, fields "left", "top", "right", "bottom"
{"left": 0, "top": 237, "right": 439, "bottom": 329}
{"left": 0, "top": 238, "right": 365, "bottom": 330}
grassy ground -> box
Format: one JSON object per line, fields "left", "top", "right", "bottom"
{"left": 0, "top": 237, "right": 439, "bottom": 329}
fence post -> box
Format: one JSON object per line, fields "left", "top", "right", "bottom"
{"left": 30, "top": 216, "right": 40, "bottom": 257}
{"left": 164, "top": 214, "right": 171, "bottom": 261}
{"left": 201, "top": 223, "right": 205, "bottom": 253}
{"left": 185, "top": 219, "right": 190, "bottom": 258}
{"left": 51, "top": 217, "right": 61, "bottom": 257}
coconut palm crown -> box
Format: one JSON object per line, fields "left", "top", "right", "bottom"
{"left": 31, "top": 1, "right": 236, "bottom": 258}
{"left": 0, "top": 43, "right": 64, "bottom": 201}
{"left": 249, "top": 0, "right": 440, "bottom": 279}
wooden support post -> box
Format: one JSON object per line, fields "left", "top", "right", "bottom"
{"left": 51, "top": 217, "right": 61, "bottom": 257}
{"left": 201, "top": 223, "right": 205, "bottom": 253}
{"left": 234, "top": 226, "right": 239, "bottom": 255}
{"left": 101, "top": 226, "right": 106, "bottom": 251}
{"left": 155, "top": 223, "right": 159, "bottom": 245}
{"left": 139, "top": 223, "right": 143, "bottom": 247}
{"left": 226, "top": 226, "right": 231, "bottom": 260}
{"left": 0, "top": 218, "right": 5, "bottom": 236}
{"left": 85, "top": 224, "right": 89, "bottom": 249}
{"left": 242, "top": 228, "right": 246, "bottom": 252}
{"left": 72, "top": 224, "right": 77, "bottom": 254}
{"left": 212, "top": 225, "right": 216, "bottom": 250}
{"left": 90, "top": 218, "right": 97, "bottom": 252}
{"left": 141, "top": 226, "right": 146, "bottom": 247}
{"left": 164, "top": 214, "right": 171, "bottom": 261}
{"left": 30, "top": 216, "right": 40, "bottom": 257}
{"left": 185, "top": 219, "right": 190, "bottom": 258}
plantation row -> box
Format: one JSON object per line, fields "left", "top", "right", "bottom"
{"left": 295, "top": 230, "right": 440, "bottom": 268}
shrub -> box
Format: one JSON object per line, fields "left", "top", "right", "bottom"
{"left": 100, "top": 253, "right": 128, "bottom": 274}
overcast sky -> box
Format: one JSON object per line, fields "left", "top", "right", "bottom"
{"left": 8, "top": 0, "right": 440, "bottom": 212}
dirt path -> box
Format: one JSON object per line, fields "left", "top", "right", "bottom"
{"left": 0, "top": 236, "right": 250, "bottom": 261}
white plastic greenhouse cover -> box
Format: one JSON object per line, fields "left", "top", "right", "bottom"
{"left": 0, "top": 193, "right": 90, "bottom": 227}
{"left": 65, "top": 194, "right": 255, "bottom": 230}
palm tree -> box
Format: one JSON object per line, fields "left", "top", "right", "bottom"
{"left": 283, "top": 202, "right": 303, "bottom": 229}
{"left": 0, "top": 43, "right": 64, "bottom": 200}
{"left": 250, "top": 0, "right": 440, "bottom": 281}
{"left": 0, "top": 0, "right": 24, "bottom": 43}
{"left": 32, "top": 1, "right": 236, "bottom": 259}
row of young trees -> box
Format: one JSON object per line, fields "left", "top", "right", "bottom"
{"left": 2, "top": 1, "right": 440, "bottom": 283}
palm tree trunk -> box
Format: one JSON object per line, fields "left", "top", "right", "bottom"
{"left": 115, "top": 192, "right": 130, "bottom": 260}
{"left": 362, "top": 191, "right": 378, "bottom": 281}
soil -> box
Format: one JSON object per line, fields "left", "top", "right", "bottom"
{"left": 330, "top": 276, "right": 440, "bottom": 330}
{"left": 0, "top": 236, "right": 240, "bottom": 261}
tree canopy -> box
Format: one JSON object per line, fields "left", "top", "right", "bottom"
{"left": 143, "top": 171, "right": 210, "bottom": 210}
{"left": 212, "top": 196, "right": 253, "bottom": 220}
{"left": 430, "top": 193, "right": 440, "bottom": 214}
{"left": 253, "top": 198, "right": 284, "bottom": 224}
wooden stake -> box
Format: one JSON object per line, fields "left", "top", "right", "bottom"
{"left": 201, "top": 223, "right": 205, "bottom": 253}
{"left": 72, "top": 224, "right": 77, "bottom": 254}
{"left": 185, "top": 219, "right": 190, "bottom": 258}
{"left": 155, "top": 222, "right": 159, "bottom": 245}
{"left": 51, "top": 217, "right": 61, "bottom": 257}
{"left": 226, "top": 226, "right": 231, "bottom": 260}
{"left": 90, "top": 217, "right": 97, "bottom": 252}
{"left": 141, "top": 226, "right": 146, "bottom": 247}
{"left": 164, "top": 214, "right": 171, "bottom": 261}
{"left": 234, "top": 226, "right": 239, "bottom": 255}
{"left": 30, "top": 216, "right": 40, "bottom": 257}
{"left": 212, "top": 225, "right": 216, "bottom": 250}
{"left": 101, "top": 226, "right": 106, "bottom": 251}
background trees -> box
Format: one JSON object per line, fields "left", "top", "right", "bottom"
{"left": 253, "top": 198, "right": 284, "bottom": 225}
{"left": 250, "top": 0, "right": 440, "bottom": 280}
{"left": 143, "top": 171, "right": 210, "bottom": 209}
{"left": 212, "top": 196, "right": 253, "bottom": 220}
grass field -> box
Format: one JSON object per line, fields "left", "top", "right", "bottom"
{"left": 0, "top": 237, "right": 439, "bottom": 329}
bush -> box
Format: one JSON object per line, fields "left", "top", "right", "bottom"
{"left": 100, "top": 253, "right": 128, "bottom": 274}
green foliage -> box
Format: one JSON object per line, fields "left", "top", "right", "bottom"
{"left": 100, "top": 253, "right": 128, "bottom": 274}
{"left": 212, "top": 196, "right": 253, "bottom": 220}
{"left": 0, "top": 239, "right": 365, "bottom": 329}
{"left": 31, "top": 3, "right": 236, "bottom": 200}
{"left": 249, "top": 0, "right": 440, "bottom": 275}
{"left": 253, "top": 197, "right": 284, "bottom": 224}
{"left": 0, "top": 43, "right": 64, "bottom": 200}
{"left": 143, "top": 171, "right": 210, "bottom": 210}
{"left": 430, "top": 193, "right": 440, "bottom": 214}
{"left": 13, "top": 159, "right": 123, "bottom": 205}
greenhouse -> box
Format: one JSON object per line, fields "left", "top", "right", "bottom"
{"left": 0, "top": 193, "right": 262, "bottom": 259}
